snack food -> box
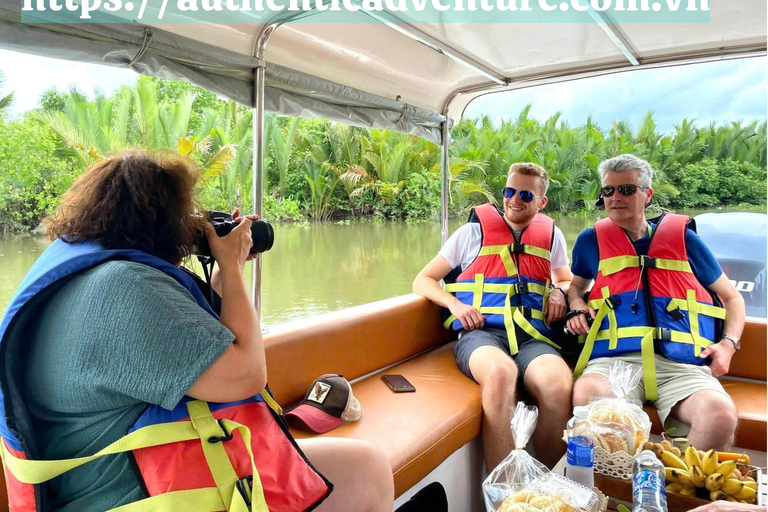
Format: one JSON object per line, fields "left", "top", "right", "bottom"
{"left": 586, "top": 362, "right": 651, "bottom": 455}
{"left": 499, "top": 491, "right": 575, "bottom": 512}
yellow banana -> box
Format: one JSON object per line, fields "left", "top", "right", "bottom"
{"left": 701, "top": 449, "right": 719, "bottom": 476}
{"left": 714, "top": 460, "right": 737, "bottom": 480}
{"left": 742, "top": 481, "right": 758, "bottom": 491}
{"left": 666, "top": 483, "right": 684, "bottom": 493}
{"left": 732, "top": 468, "right": 742, "bottom": 480}
{"left": 661, "top": 451, "right": 689, "bottom": 471}
{"left": 734, "top": 486, "right": 757, "bottom": 502}
{"left": 666, "top": 468, "right": 695, "bottom": 487}
{"left": 721, "top": 479, "right": 744, "bottom": 496}
{"left": 705, "top": 473, "right": 725, "bottom": 491}
{"left": 679, "top": 487, "right": 696, "bottom": 497}
{"left": 690, "top": 466, "right": 706, "bottom": 488}
{"left": 726, "top": 497, "right": 738, "bottom": 502}
{"left": 710, "top": 491, "right": 728, "bottom": 501}
{"left": 685, "top": 446, "right": 703, "bottom": 472}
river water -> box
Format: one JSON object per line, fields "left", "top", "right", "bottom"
{"left": 0, "top": 209, "right": 760, "bottom": 326}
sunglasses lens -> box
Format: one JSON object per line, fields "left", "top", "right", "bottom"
{"left": 601, "top": 186, "right": 616, "bottom": 197}
{"left": 519, "top": 191, "right": 534, "bottom": 203}
{"left": 503, "top": 187, "right": 515, "bottom": 199}
{"left": 618, "top": 184, "right": 638, "bottom": 195}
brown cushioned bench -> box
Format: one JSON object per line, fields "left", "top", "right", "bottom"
{"left": 265, "top": 294, "right": 767, "bottom": 498}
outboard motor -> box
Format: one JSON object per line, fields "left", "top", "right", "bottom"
{"left": 694, "top": 212, "right": 767, "bottom": 318}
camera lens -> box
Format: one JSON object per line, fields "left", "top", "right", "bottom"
{"left": 193, "top": 212, "right": 275, "bottom": 257}
{"left": 250, "top": 220, "right": 274, "bottom": 254}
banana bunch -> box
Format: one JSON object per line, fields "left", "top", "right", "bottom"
{"left": 659, "top": 446, "right": 758, "bottom": 504}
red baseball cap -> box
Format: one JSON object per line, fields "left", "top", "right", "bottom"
{"left": 285, "top": 374, "right": 362, "bottom": 434}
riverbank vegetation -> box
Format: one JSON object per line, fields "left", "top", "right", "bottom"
{"left": 0, "top": 75, "right": 765, "bottom": 235}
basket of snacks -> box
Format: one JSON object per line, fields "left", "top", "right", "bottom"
{"left": 484, "top": 402, "right": 605, "bottom": 512}
{"left": 586, "top": 362, "right": 652, "bottom": 479}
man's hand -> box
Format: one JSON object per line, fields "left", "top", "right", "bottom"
{"left": 543, "top": 288, "right": 567, "bottom": 324}
{"left": 448, "top": 301, "right": 485, "bottom": 331}
{"left": 565, "top": 298, "right": 596, "bottom": 335}
{"left": 698, "top": 338, "right": 736, "bottom": 378}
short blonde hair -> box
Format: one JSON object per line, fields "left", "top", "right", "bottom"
{"left": 507, "top": 162, "right": 549, "bottom": 195}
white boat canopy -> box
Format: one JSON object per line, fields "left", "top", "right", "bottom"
{"left": 1, "top": 2, "right": 765, "bottom": 142}
{"left": 0, "top": 1, "right": 765, "bottom": 308}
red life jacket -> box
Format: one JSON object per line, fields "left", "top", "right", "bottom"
{"left": 444, "top": 204, "right": 559, "bottom": 354}
{"left": 573, "top": 213, "right": 725, "bottom": 400}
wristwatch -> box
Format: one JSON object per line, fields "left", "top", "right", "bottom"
{"left": 721, "top": 334, "right": 741, "bottom": 350}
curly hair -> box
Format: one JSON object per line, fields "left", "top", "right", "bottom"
{"left": 46, "top": 150, "right": 208, "bottom": 264}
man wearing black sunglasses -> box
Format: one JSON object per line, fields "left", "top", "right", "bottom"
{"left": 566, "top": 154, "right": 745, "bottom": 451}
{"left": 413, "top": 163, "right": 573, "bottom": 471}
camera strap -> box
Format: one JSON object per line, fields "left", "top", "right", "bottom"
{"left": 197, "top": 255, "right": 217, "bottom": 312}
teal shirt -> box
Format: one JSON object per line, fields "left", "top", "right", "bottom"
{"left": 21, "top": 261, "right": 235, "bottom": 512}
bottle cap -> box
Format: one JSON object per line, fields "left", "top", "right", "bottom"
{"left": 573, "top": 406, "right": 589, "bottom": 418}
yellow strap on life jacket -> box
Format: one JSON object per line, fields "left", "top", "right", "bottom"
{"left": 585, "top": 287, "right": 620, "bottom": 350}
{"left": 598, "top": 255, "right": 693, "bottom": 276}
{"left": 667, "top": 290, "right": 727, "bottom": 357}
{"left": 477, "top": 244, "right": 552, "bottom": 277}
{"left": 444, "top": 277, "right": 559, "bottom": 354}
{"left": 259, "top": 389, "right": 283, "bottom": 415}
{"left": 1, "top": 401, "right": 270, "bottom": 512}
{"left": 187, "top": 401, "right": 268, "bottom": 512}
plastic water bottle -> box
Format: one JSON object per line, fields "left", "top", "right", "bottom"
{"left": 566, "top": 406, "right": 594, "bottom": 488}
{"left": 632, "top": 450, "right": 668, "bottom": 512}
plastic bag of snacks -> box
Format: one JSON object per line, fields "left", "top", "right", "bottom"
{"left": 483, "top": 403, "right": 599, "bottom": 512}
{"left": 586, "top": 360, "right": 651, "bottom": 457}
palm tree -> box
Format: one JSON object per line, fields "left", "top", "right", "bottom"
{"left": 38, "top": 81, "right": 237, "bottom": 186}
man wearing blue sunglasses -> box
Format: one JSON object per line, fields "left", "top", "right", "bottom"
{"left": 414, "top": 163, "right": 573, "bottom": 471}
{"left": 566, "top": 154, "right": 745, "bottom": 451}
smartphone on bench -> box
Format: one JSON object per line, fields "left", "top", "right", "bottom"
{"left": 381, "top": 374, "right": 416, "bottom": 393}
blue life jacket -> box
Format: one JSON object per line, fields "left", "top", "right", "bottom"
{"left": 0, "top": 239, "right": 330, "bottom": 512}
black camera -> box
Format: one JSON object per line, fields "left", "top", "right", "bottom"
{"left": 194, "top": 211, "right": 274, "bottom": 257}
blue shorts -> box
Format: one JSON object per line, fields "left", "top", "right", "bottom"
{"left": 454, "top": 327, "right": 562, "bottom": 383}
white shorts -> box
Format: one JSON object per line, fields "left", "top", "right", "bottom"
{"left": 582, "top": 353, "right": 731, "bottom": 435}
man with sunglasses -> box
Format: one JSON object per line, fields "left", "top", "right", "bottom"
{"left": 414, "top": 163, "right": 573, "bottom": 471}
{"left": 566, "top": 154, "right": 745, "bottom": 451}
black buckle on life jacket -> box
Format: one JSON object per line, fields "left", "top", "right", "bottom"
{"left": 640, "top": 256, "right": 657, "bottom": 269}
{"left": 510, "top": 243, "right": 526, "bottom": 255}
{"left": 658, "top": 328, "right": 672, "bottom": 341}
{"left": 605, "top": 295, "right": 622, "bottom": 310}
{"left": 520, "top": 306, "right": 533, "bottom": 319}
{"left": 668, "top": 307, "right": 685, "bottom": 321}
{"left": 236, "top": 476, "right": 253, "bottom": 506}
{"left": 207, "top": 419, "right": 234, "bottom": 444}
{"left": 515, "top": 283, "right": 529, "bottom": 295}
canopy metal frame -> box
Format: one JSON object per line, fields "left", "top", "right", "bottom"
{"left": 246, "top": 14, "right": 765, "bottom": 312}
{"left": 1, "top": 3, "right": 763, "bottom": 313}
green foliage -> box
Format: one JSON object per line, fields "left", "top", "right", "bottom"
{"left": 263, "top": 195, "right": 303, "bottom": 222}
{"left": 2, "top": 70, "right": 765, "bottom": 232}
{"left": 0, "top": 116, "right": 74, "bottom": 234}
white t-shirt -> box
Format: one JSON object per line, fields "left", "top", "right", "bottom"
{"left": 438, "top": 222, "right": 569, "bottom": 272}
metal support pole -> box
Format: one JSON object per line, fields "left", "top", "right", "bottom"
{"left": 249, "top": 22, "right": 281, "bottom": 317}
{"left": 251, "top": 64, "right": 266, "bottom": 314}
{"left": 440, "top": 118, "right": 450, "bottom": 246}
